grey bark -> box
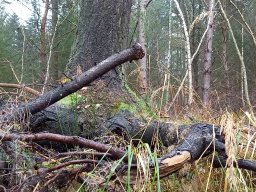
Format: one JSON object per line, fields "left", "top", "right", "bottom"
{"left": 138, "top": 0, "right": 148, "bottom": 95}
{"left": 191, "top": 1, "right": 202, "bottom": 93}
{"left": 67, "top": 0, "right": 132, "bottom": 88}
{"left": 202, "top": 0, "right": 215, "bottom": 105}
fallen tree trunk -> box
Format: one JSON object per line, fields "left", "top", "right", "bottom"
{"left": 1, "top": 121, "right": 256, "bottom": 189}
{"left": 106, "top": 111, "right": 256, "bottom": 182}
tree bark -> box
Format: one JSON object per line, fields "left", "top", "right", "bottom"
{"left": 202, "top": 0, "right": 215, "bottom": 105}
{"left": 191, "top": 1, "right": 202, "bottom": 93}
{"left": 50, "top": 0, "right": 59, "bottom": 81}
{"left": 40, "top": 0, "right": 49, "bottom": 80}
{"left": 138, "top": 0, "right": 148, "bottom": 95}
{"left": 221, "top": 9, "right": 231, "bottom": 106}
{"left": 67, "top": 0, "right": 132, "bottom": 88}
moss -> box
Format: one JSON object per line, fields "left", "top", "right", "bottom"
{"left": 113, "top": 100, "right": 157, "bottom": 120}
{"left": 121, "top": 84, "right": 158, "bottom": 119}
{"left": 58, "top": 93, "right": 84, "bottom": 107}
{"left": 113, "top": 102, "right": 137, "bottom": 114}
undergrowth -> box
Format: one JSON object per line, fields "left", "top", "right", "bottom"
{"left": 1, "top": 84, "right": 256, "bottom": 191}
{"left": 115, "top": 84, "right": 256, "bottom": 191}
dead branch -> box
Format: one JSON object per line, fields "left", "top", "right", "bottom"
{"left": 57, "top": 151, "right": 113, "bottom": 158}
{"left": 46, "top": 159, "right": 99, "bottom": 173}
{"left": 0, "top": 83, "right": 41, "bottom": 96}
{"left": 115, "top": 123, "right": 256, "bottom": 183}
{"left": 2, "top": 122, "right": 256, "bottom": 190}
{"left": 213, "top": 156, "right": 256, "bottom": 171}
{"left": 0, "top": 132, "right": 126, "bottom": 160}
{"left": 0, "top": 43, "right": 144, "bottom": 123}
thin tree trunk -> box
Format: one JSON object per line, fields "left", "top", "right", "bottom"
{"left": 221, "top": 1, "right": 231, "bottom": 106}
{"left": 138, "top": 0, "right": 148, "bottom": 95}
{"left": 218, "top": 0, "right": 251, "bottom": 107}
{"left": 166, "top": 0, "right": 173, "bottom": 102}
{"left": 202, "top": 0, "right": 215, "bottom": 106}
{"left": 241, "top": 27, "right": 245, "bottom": 106}
{"left": 173, "top": 0, "right": 193, "bottom": 105}
{"left": 191, "top": 1, "right": 202, "bottom": 93}
{"left": 40, "top": 0, "right": 49, "bottom": 81}
{"left": 51, "top": 0, "right": 59, "bottom": 81}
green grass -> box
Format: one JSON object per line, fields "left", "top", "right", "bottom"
{"left": 58, "top": 93, "right": 84, "bottom": 107}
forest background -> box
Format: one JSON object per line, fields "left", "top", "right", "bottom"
{"left": 0, "top": 0, "right": 256, "bottom": 191}
{"left": 1, "top": 0, "right": 255, "bottom": 112}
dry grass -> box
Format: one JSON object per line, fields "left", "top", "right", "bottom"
{"left": 146, "top": 81, "right": 256, "bottom": 191}
{"left": 1, "top": 83, "right": 256, "bottom": 191}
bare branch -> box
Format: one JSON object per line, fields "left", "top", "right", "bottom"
{"left": 0, "top": 132, "right": 126, "bottom": 160}
{"left": 0, "top": 83, "right": 40, "bottom": 96}
{"left": 0, "top": 44, "right": 144, "bottom": 123}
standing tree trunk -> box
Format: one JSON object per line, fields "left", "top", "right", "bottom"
{"left": 221, "top": 0, "right": 230, "bottom": 106}
{"left": 67, "top": 0, "right": 132, "bottom": 89}
{"left": 138, "top": 0, "right": 148, "bottom": 95}
{"left": 191, "top": 1, "right": 202, "bottom": 93}
{"left": 202, "top": 0, "right": 215, "bottom": 106}
{"left": 166, "top": 0, "right": 173, "bottom": 101}
{"left": 173, "top": 0, "right": 193, "bottom": 106}
{"left": 40, "top": 0, "right": 49, "bottom": 81}
{"left": 51, "top": 0, "right": 59, "bottom": 81}
{"left": 26, "top": 0, "right": 134, "bottom": 138}
{"left": 218, "top": 0, "right": 251, "bottom": 107}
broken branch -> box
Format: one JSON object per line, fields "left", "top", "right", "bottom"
{"left": 0, "top": 132, "right": 126, "bottom": 160}
{"left": 0, "top": 43, "right": 144, "bottom": 123}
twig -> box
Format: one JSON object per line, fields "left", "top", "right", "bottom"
{"left": 0, "top": 132, "right": 126, "bottom": 160}
{"left": 57, "top": 151, "right": 112, "bottom": 158}
{"left": 46, "top": 159, "right": 99, "bottom": 173}
{"left": 40, "top": 166, "right": 91, "bottom": 190}
{"left": 0, "top": 83, "right": 40, "bottom": 96}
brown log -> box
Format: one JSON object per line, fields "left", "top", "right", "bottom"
{"left": 0, "top": 132, "right": 126, "bottom": 160}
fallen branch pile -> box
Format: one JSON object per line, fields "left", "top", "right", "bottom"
{"left": 0, "top": 44, "right": 255, "bottom": 191}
